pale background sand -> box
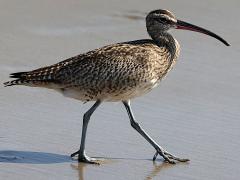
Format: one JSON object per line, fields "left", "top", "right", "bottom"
{"left": 0, "top": 0, "right": 239, "bottom": 179}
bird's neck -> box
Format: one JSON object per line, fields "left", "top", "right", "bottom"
{"left": 148, "top": 31, "right": 177, "bottom": 54}
{"left": 147, "top": 29, "right": 180, "bottom": 72}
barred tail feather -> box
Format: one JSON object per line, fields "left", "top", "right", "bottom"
{"left": 3, "top": 79, "right": 26, "bottom": 87}
{"left": 4, "top": 70, "right": 60, "bottom": 87}
{"left": 3, "top": 71, "right": 28, "bottom": 87}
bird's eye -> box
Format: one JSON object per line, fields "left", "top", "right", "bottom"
{"left": 160, "top": 18, "right": 167, "bottom": 22}
{"left": 160, "top": 18, "right": 170, "bottom": 23}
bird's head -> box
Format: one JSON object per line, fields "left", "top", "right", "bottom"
{"left": 146, "top": 9, "right": 230, "bottom": 46}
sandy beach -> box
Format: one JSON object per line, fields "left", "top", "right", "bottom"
{"left": 0, "top": 0, "right": 239, "bottom": 179}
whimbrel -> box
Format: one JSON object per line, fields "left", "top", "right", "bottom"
{"left": 4, "top": 9, "right": 229, "bottom": 164}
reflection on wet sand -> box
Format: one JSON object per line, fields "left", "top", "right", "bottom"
{"left": 71, "top": 157, "right": 115, "bottom": 180}
{"left": 71, "top": 158, "right": 187, "bottom": 180}
{"left": 71, "top": 163, "right": 87, "bottom": 180}
{"left": 145, "top": 162, "right": 173, "bottom": 180}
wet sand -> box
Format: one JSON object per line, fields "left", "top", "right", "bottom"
{"left": 0, "top": 0, "right": 239, "bottom": 179}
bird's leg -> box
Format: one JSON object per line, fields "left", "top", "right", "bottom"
{"left": 71, "top": 100, "right": 102, "bottom": 164}
{"left": 122, "top": 100, "right": 189, "bottom": 164}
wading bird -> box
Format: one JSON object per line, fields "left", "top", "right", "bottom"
{"left": 4, "top": 9, "right": 229, "bottom": 164}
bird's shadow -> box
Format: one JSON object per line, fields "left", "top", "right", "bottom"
{"left": 0, "top": 150, "right": 160, "bottom": 164}
{"left": 0, "top": 150, "right": 72, "bottom": 164}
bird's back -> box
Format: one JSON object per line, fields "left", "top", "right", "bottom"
{"left": 4, "top": 39, "right": 179, "bottom": 101}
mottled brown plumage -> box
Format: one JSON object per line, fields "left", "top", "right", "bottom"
{"left": 4, "top": 9, "right": 229, "bottom": 164}
{"left": 4, "top": 38, "right": 179, "bottom": 102}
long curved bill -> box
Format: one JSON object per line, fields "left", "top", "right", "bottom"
{"left": 176, "top": 20, "right": 230, "bottom": 46}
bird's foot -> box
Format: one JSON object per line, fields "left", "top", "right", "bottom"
{"left": 153, "top": 148, "right": 189, "bottom": 164}
{"left": 71, "top": 150, "right": 100, "bottom": 164}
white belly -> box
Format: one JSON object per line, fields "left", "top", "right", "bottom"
{"left": 57, "top": 78, "right": 160, "bottom": 102}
